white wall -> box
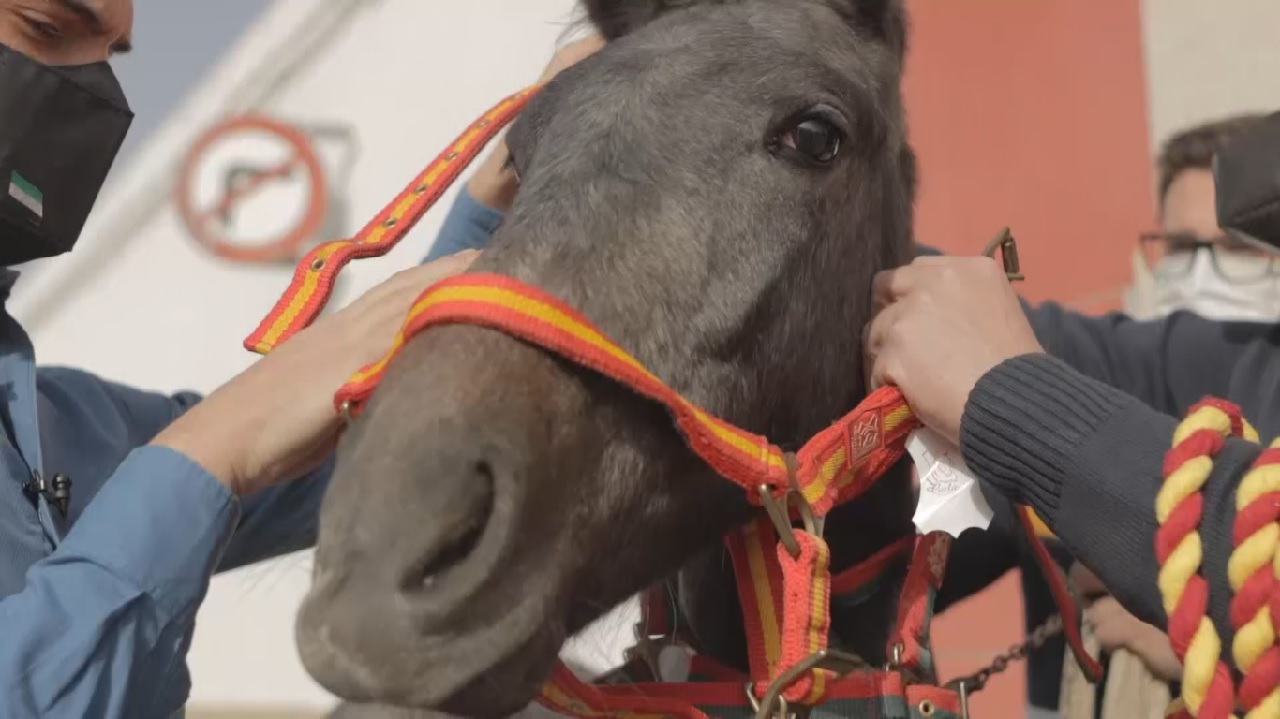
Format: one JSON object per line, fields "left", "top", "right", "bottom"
{"left": 8, "top": 0, "right": 645, "bottom": 710}
{"left": 1141, "top": 0, "right": 1280, "bottom": 153}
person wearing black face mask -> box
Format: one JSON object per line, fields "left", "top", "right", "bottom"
{"left": 0, "top": 2, "right": 480, "bottom": 716}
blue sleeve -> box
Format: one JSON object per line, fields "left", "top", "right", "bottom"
{"left": 216, "top": 457, "right": 332, "bottom": 570}
{"left": 0, "top": 446, "right": 238, "bottom": 718}
{"left": 422, "top": 186, "right": 505, "bottom": 263}
{"left": 39, "top": 367, "right": 331, "bottom": 573}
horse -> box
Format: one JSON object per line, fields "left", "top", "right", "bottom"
{"left": 296, "top": 0, "right": 919, "bottom": 715}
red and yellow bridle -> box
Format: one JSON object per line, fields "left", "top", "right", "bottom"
{"left": 245, "top": 87, "right": 1099, "bottom": 719}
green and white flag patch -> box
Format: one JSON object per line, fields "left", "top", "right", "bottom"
{"left": 8, "top": 171, "right": 43, "bottom": 219}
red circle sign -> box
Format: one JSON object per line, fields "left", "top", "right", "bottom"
{"left": 175, "top": 114, "right": 329, "bottom": 264}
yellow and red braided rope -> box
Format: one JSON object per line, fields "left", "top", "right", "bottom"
{"left": 1230, "top": 439, "right": 1280, "bottom": 718}
{"left": 1158, "top": 399, "right": 1280, "bottom": 719}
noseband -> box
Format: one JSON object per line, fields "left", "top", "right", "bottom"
{"left": 247, "top": 88, "right": 1099, "bottom": 719}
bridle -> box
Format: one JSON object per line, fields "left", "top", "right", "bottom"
{"left": 246, "top": 87, "right": 1101, "bottom": 718}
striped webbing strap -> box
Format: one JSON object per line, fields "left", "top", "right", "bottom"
{"left": 243, "top": 86, "right": 540, "bottom": 355}
{"left": 537, "top": 660, "right": 965, "bottom": 718}
{"left": 334, "top": 273, "right": 917, "bottom": 514}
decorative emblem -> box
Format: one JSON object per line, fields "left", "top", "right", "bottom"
{"left": 848, "top": 408, "right": 884, "bottom": 464}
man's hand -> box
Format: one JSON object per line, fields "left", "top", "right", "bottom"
{"left": 467, "top": 32, "right": 606, "bottom": 211}
{"left": 1068, "top": 563, "right": 1181, "bottom": 682}
{"left": 1068, "top": 561, "right": 1108, "bottom": 599}
{"left": 537, "top": 32, "right": 607, "bottom": 84}
{"left": 1086, "top": 596, "right": 1183, "bottom": 683}
{"left": 864, "top": 256, "right": 1044, "bottom": 445}
{"left": 152, "top": 250, "right": 480, "bottom": 496}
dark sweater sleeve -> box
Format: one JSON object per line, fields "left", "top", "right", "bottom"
{"left": 961, "top": 352, "right": 1258, "bottom": 649}
{"left": 1023, "top": 302, "right": 1246, "bottom": 414}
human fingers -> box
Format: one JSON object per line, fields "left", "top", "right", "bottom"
{"left": 405, "top": 248, "right": 478, "bottom": 288}
{"left": 149, "top": 253, "right": 483, "bottom": 496}
{"left": 391, "top": 249, "right": 480, "bottom": 291}
{"left": 862, "top": 299, "right": 906, "bottom": 370}
{"left": 865, "top": 303, "right": 908, "bottom": 392}
{"left": 872, "top": 255, "right": 1000, "bottom": 302}
{"left": 870, "top": 263, "right": 926, "bottom": 309}
{"left": 540, "top": 32, "right": 605, "bottom": 83}
{"left": 317, "top": 249, "right": 480, "bottom": 370}
{"left": 354, "top": 249, "right": 480, "bottom": 309}
{"left": 1067, "top": 562, "right": 1108, "bottom": 599}
{"left": 1085, "top": 597, "right": 1133, "bottom": 651}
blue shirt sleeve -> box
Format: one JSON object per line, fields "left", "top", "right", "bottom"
{"left": 216, "top": 456, "right": 332, "bottom": 570}
{"left": 38, "top": 367, "right": 332, "bottom": 573}
{"left": 0, "top": 446, "right": 238, "bottom": 718}
{"left": 422, "top": 186, "right": 505, "bottom": 263}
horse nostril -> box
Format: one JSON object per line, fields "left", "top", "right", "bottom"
{"left": 412, "top": 459, "right": 496, "bottom": 591}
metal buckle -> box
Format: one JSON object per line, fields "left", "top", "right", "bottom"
{"left": 621, "top": 623, "right": 668, "bottom": 683}
{"left": 982, "top": 227, "right": 1024, "bottom": 282}
{"left": 884, "top": 641, "right": 928, "bottom": 687}
{"left": 758, "top": 484, "right": 825, "bottom": 559}
{"left": 745, "top": 648, "right": 871, "bottom": 719}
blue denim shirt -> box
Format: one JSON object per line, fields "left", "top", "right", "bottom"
{"left": 0, "top": 270, "right": 330, "bottom": 718}
{"left": 422, "top": 187, "right": 504, "bottom": 263}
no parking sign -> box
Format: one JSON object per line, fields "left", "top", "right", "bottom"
{"left": 175, "top": 114, "right": 352, "bottom": 264}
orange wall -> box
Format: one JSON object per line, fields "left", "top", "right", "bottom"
{"left": 901, "top": 1, "right": 1154, "bottom": 715}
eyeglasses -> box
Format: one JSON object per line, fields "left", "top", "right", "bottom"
{"left": 1138, "top": 230, "right": 1280, "bottom": 284}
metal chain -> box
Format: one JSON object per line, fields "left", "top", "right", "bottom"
{"left": 945, "top": 612, "right": 1064, "bottom": 695}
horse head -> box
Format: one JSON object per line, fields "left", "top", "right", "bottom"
{"left": 298, "top": 1, "right": 917, "bottom": 715}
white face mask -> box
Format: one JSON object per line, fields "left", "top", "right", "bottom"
{"left": 1152, "top": 249, "right": 1280, "bottom": 322}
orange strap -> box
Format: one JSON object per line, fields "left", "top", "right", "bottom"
{"left": 243, "top": 86, "right": 540, "bottom": 355}
{"left": 536, "top": 661, "right": 965, "bottom": 718}
{"left": 539, "top": 529, "right": 957, "bottom": 718}
{"left": 334, "top": 273, "right": 917, "bottom": 515}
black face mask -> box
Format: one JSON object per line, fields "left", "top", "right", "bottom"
{"left": 0, "top": 44, "right": 133, "bottom": 266}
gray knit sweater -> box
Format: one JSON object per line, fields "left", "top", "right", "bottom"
{"left": 962, "top": 304, "right": 1279, "bottom": 658}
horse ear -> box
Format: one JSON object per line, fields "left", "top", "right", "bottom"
{"left": 830, "top": 0, "right": 908, "bottom": 61}
{"left": 582, "top": 0, "right": 685, "bottom": 40}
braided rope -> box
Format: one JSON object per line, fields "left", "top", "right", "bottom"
{"left": 1229, "top": 440, "right": 1280, "bottom": 718}
{"left": 1157, "top": 400, "right": 1243, "bottom": 718}
{"left": 1158, "top": 398, "right": 1280, "bottom": 719}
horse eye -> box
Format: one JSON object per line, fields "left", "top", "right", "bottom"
{"left": 780, "top": 118, "right": 842, "bottom": 164}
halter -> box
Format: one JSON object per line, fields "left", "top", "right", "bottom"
{"left": 246, "top": 87, "right": 1101, "bottom": 718}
